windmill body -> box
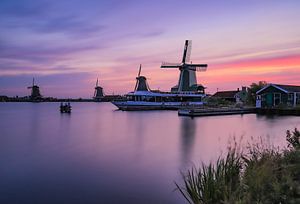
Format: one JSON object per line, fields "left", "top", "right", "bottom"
{"left": 134, "top": 64, "right": 150, "bottom": 92}
{"left": 161, "top": 40, "right": 207, "bottom": 93}
{"left": 27, "top": 78, "right": 42, "bottom": 100}
{"left": 94, "top": 78, "right": 104, "bottom": 101}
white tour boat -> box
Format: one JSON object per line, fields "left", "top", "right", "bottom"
{"left": 112, "top": 90, "right": 206, "bottom": 111}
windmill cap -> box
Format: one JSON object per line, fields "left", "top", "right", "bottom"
{"left": 136, "top": 76, "right": 147, "bottom": 79}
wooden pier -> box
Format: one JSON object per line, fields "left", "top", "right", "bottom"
{"left": 256, "top": 108, "right": 300, "bottom": 116}
{"left": 178, "top": 107, "right": 300, "bottom": 117}
{"left": 178, "top": 107, "right": 256, "bottom": 117}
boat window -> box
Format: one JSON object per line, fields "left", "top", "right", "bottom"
{"left": 148, "top": 97, "right": 155, "bottom": 102}
{"left": 127, "top": 96, "right": 134, "bottom": 101}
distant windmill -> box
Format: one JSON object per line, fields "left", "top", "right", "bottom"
{"left": 161, "top": 40, "right": 207, "bottom": 92}
{"left": 134, "top": 64, "right": 150, "bottom": 92}
{"left": 27, "top": 78, "right": 41, "bottom": 99}
{"left": 94, "top": 78, "right": 104, "bottom": 101}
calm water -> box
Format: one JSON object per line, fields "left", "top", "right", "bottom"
{"left": 0, "top": 102, "right": 299, "bottom": 204}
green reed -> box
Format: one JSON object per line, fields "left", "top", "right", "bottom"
{"left": 176, "top": 129, "right": 300, "bottom": 204}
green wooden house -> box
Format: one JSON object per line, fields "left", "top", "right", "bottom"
{"left": 256, "top": 84, "right": 300, "bottom": 108}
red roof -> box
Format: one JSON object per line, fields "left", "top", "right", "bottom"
{"left": 212, "top": 91, "right": 238, "bottom": 98}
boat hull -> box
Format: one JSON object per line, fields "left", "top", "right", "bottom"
{"left": 111, "top": 101, "right": 204, "bottom": 111}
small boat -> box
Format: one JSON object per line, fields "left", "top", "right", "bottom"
{"left": 60, "top": 102, "right": 72, "bottom": 113}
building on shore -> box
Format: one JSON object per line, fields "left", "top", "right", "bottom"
{"left": 0, "top": 95, "right": 9, "bottom": 102}
{"left": 256, "top": 84, "right": 300, "bottom": 108}
{"left": 212, "top": 87, "right": 247, "bottom": 104}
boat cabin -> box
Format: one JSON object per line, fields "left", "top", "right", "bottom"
{"left": 126, "top": 91, "right": 204, "bottom": 102}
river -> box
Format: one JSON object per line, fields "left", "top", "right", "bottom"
{"left": 0, "top": 102, "right": 299, "bottom": 204}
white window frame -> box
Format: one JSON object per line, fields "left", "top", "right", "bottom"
{"left": 288, "top": 93, "right": 294, "bottom": 101}
{"left": 273, "top": 92, "right": 281, "bottom": 106}
{"left": 297, "top": 93, "right": 300, "bottom": 104}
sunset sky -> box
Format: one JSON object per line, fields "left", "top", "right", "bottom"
{"left": 1, "top": 0, "right": 300, "bottom": 97}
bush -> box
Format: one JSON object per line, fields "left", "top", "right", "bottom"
{"left": 203, "top": 97, "right": 233, "bottom": 107}
{"left": 176, "top": 148, "right": 242, "bottom": 204}
{"left": 176, "top": 129, "right": 300, "bottom": 204}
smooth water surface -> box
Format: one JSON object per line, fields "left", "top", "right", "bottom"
{"left": 0, "top": 102, "right": 299, "bottom": 204}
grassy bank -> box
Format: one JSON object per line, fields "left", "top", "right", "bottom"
{"left": 176, "top": 129, "right": 300, "bottom": 204}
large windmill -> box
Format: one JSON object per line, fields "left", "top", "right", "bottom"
{"left": 27, "top": 78, "right": 42, "bottom": 99}
{"left": 94, "top": 78, "right": 104, "bottom": 101}
{"left": 161, "top": 40, "right": 207, "bottom": 92}
{"left": 134, "top": 64, "right": 150, "bottom": 92}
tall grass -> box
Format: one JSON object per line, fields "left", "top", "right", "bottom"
{"left": 176, "top": 129, "right": 300, "bottom": 204}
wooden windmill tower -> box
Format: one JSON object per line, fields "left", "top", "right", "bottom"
{"left": 93, "top": 78, "right": 104, "bottom": 101}
{"left": 27, "top": 78, "right": 42, "bottom": 100}
{"left": 134, "top": 64, "right": 150, "bottom": 92}
{"left": 161, "top": 40, "right": 207, "bottom": 93}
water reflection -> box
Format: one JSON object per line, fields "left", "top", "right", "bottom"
{"left": 29, "top": 103, "right": 40, "bottom": 147}
{"left": 179, "top": 117, "right": 196, "bottom": 167}
{"left": 132, "top": 112, "right": 146, "bottom": 161}
{"left": 59, "top": 111, "right": 71, "bottom": 142}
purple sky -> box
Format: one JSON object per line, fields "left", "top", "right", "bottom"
{"left": 1, "top": 0, "right": 300, "bottom": 97}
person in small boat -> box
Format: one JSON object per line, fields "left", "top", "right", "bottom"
{"left": 60, "top": 102, "right": 71, "bottom": 113}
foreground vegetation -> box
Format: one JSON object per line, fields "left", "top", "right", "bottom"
{"left": 176, "top": 129, "right": 300, "bottom": 204}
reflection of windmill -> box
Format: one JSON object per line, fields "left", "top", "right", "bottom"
{"left": 161, "top": 40, "right": 207, "bottom": 92}
{"left": 134, "top": 64, "right": 150, "bottom": 92}
{"left": 180, "top": 117, "right": 196, "bottom": 167}
{"left": 27, "top": 78, "right": 41, "bottom": 99}
{"left": 93, "top": 78, "right": 104, "bottom": 101}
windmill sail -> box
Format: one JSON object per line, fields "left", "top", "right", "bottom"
{"left": 187, "top": 64, "right": 208, "bottom": 71}
{"left": 161, "top": 62, "right": 182, "bottom": 68}
{"left": 134, "top": 64, "right": 142, "bottom": 91}
{"left": 137, "top": 64, "right": 141, "bottom": 77}
{"left": 182, "top": 40, "right": 192, "bottom": 63}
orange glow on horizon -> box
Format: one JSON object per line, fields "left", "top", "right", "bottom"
{"left": 130, "top": 54, "right": 300, "bottom": 93}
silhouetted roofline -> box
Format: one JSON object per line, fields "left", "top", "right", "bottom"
{"left": 256, "top": 83, "right": 300, "bottom": 94}
{"left": 212, "top": 90, "right": 239, "bottom": 98}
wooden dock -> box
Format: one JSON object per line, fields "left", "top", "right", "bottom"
{"left": 178, "top": 107, "right": 256, "bottom": 117}
{"left": 178, "top": 107, "right": 300, "bottom": 117}
{"left": 256, "top": 108, "right": 300, "bottom": 116}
